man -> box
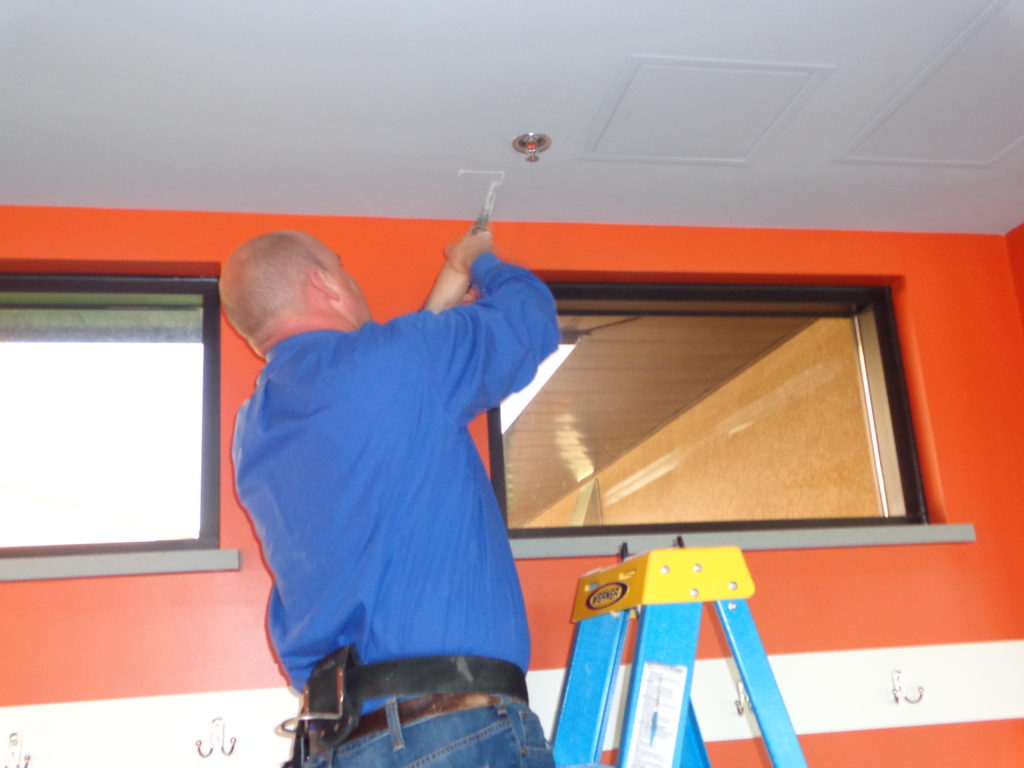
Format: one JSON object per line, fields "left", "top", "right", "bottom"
{"left": 220, "top": 226, "right": 559, "bottom": 767}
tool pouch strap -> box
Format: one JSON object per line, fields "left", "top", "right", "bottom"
{"left": 303, "top": 644, "right": 364, "bottom": 754}
{"left": 281, "top": 644, "right": 364, "bottom": 766}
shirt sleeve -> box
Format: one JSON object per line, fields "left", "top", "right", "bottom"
{"left": 409, "top": 253, "right": 560, "bottom": 426}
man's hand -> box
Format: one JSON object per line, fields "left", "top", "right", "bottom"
{"left": 444, "top": 228, "right": 493, "bottom": 275}
{"left": 423, "top": 227, "right": 493, "bottom": 314}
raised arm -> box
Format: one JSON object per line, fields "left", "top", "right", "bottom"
{"left": 422, "top": 227, "right": 494, "bottom": 313}
{"left": 410, "top": 249, "right": 560, "bottom": 426}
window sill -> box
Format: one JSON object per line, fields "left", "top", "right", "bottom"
{"left": 0, "top": 548, "right": 241, "bottom": 582}
{"left": 510, "top": 523, "right": 976, "bottom": 559}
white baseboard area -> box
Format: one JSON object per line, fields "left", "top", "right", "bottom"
{"left": 1, "top": 688, "right": 300, "bottom": 767}
{"left": 525, "top": 639, "right": 1024, "bottom": 750}
{"left": 2, "top": 640, "right": 1022, "bottom": 766}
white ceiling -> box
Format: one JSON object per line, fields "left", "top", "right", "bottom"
{"left": 3, "top": 0, "right": 1023, "bottom": 234}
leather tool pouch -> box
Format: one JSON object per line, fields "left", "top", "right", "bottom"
{"left": 304, "top": 644, "right": 364, "bottom": 754}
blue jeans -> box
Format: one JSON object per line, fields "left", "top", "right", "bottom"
{"left": 302, "top": 696, "right": 554, "bottom": 768}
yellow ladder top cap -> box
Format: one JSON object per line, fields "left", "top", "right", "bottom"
{"left": 570, "top": 546, "right": 756, "bottom": 622}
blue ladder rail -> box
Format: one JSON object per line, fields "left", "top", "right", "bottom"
{"left": 714, "top": 599, "right": 806, "bottom": 767}
{"left": 552, "top": 610, "right": 629, "bottom": 766}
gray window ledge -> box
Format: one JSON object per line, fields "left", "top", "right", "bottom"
{"left": 0, "top": 548, "right": 241, "bottom": 582}
{"left": 511, "top": 523, "right": 976, "bottom": 559}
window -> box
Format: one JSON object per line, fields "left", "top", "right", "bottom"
{"left": 0, "top": 273, "right": 230, "bottom": 577}
{"left": 490, "top": 282, "right": 968, "bottom": 557}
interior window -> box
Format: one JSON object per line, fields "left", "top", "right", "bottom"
{"left": 490, "top": 283, "right": 926, "bottom": 550}
{"left": 0, "top": 274, "right": 220, "bottom": 557}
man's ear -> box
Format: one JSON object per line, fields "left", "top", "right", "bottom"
{"left": 308, "top": 267, "right": 341, "bottom": 301}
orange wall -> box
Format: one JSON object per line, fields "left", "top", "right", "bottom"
{"left": 3, "top": 206, "right": 1024, "bottom": 766}
{"left": 1009, "top": 221, "right": 1024, "bottom": 334}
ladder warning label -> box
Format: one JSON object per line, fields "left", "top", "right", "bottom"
{"left": 623, "top": 661, "right": 689, "bottom": 768}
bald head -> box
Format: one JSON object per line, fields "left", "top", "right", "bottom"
{"left": 221, "top": 230, "right": 370, "bottom": 356}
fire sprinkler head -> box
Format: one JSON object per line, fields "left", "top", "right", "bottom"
{"left": 513, "top": 133, "right": 552, "bottom": 162}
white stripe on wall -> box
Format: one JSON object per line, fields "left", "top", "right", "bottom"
{"left": 0, "top": 688, "right": 300, "bottom": 767}
{"left": 2, "top": 640, "right": 1022, "bottom": 766}
{"left": 526, "top": 639, "right": 1024, "bottom": 749}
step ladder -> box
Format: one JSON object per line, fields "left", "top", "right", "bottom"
{"left": 551, "top": 546, "right": 807, "bottom": 768}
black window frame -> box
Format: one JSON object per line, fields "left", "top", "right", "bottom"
{"left": 488, "top": 281, "right": 930, "bottom": 551}
{"left": 0, "top": 272, "right": 221, "bottom": 560}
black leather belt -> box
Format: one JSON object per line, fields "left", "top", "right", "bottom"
{"left": 344, "top": 655, "right": 529, "bottom": 703}
{"left": 282, "top": 650, "right": 529, "bottom": 764}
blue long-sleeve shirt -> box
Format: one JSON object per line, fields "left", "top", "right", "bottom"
{"left": 231, "top": 253, "right": 559, "bottom": 691}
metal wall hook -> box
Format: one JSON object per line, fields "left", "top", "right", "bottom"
{"left": 734, "top": 679, "right": 752, "bottom": 716}
{"left": 6, "top": 733, "right": 30, "bottom": 768}
{"left": 891, "top": 670, "right": 924, "bottom": 704}
{"left": 196, "top": 717, "right": 237, "bottom": 758}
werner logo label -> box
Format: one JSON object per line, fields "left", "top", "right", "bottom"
{"left": 586, "top": 581, "right": 628, "bottom": 611}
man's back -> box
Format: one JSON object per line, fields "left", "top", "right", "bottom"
{"left": 231, "top": 253, "right": 558, "bottom": 693}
